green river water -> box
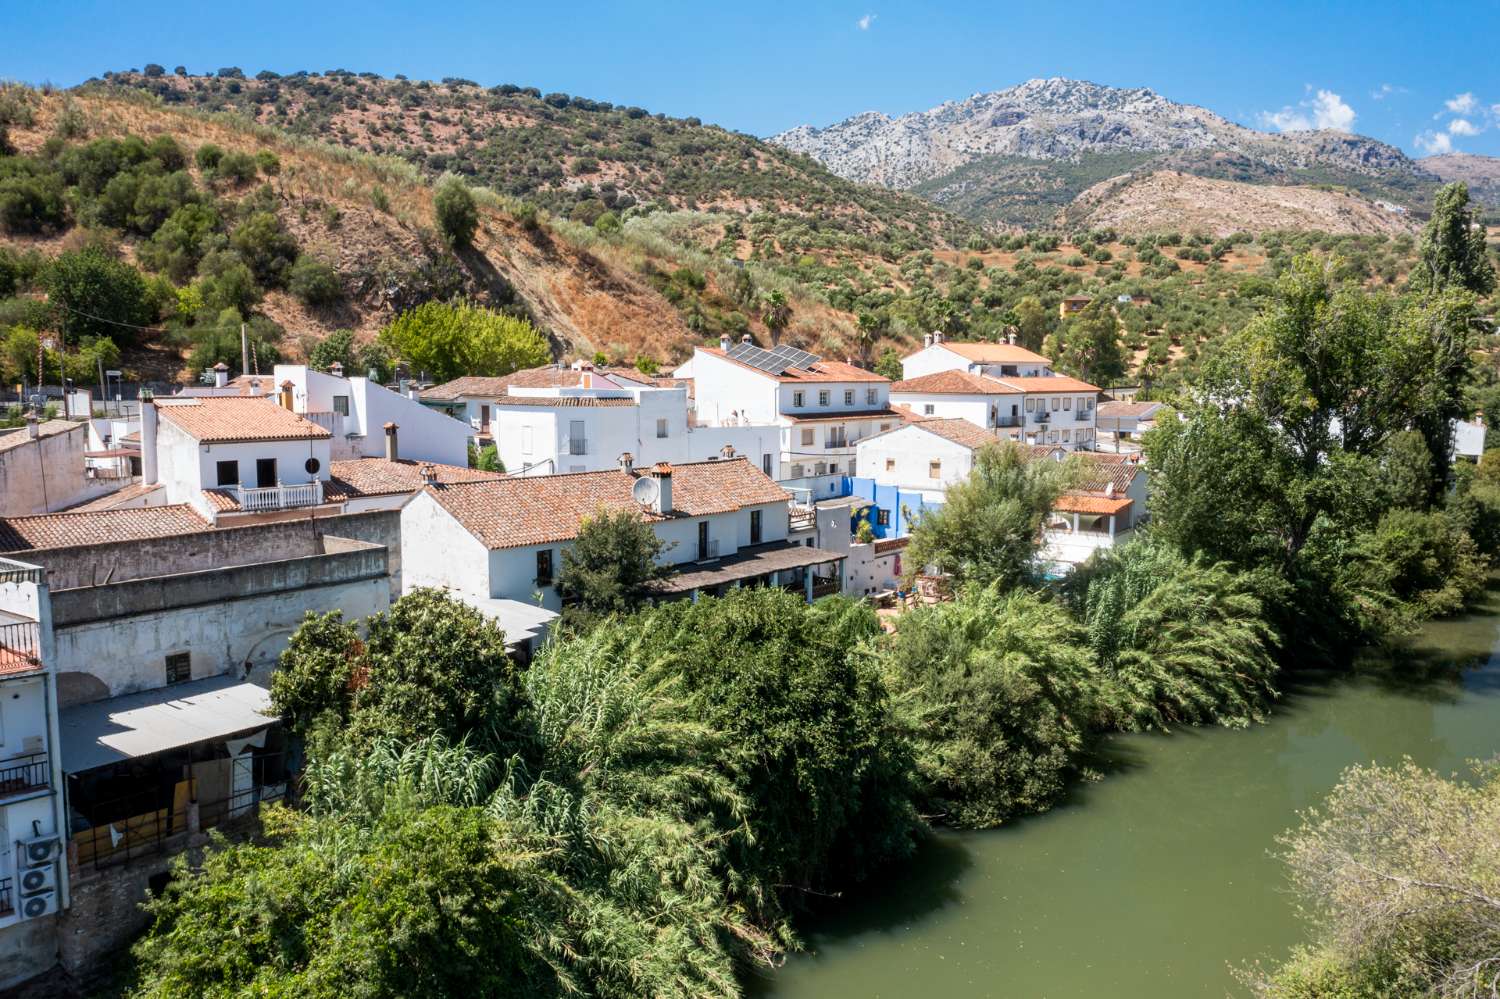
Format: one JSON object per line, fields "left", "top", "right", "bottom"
{"left": 752, "top": 588, "right": 1500, "bottom": 999}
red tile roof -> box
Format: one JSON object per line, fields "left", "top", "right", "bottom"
{"left": 0, "top": 505, "right": 211, "bottom": 553}
{"left": 992, "top": 375, "right": 1100, "bottom": 393}
{"left": 892, "top": 371, "right": 1016, "bottom": 395}
{"left": 912, "top": 418, "right": 1001, "bottom": 450}
{"left": 492, "top": 394, "right": 636, "bottom": 408}
{"left": 325, "top": 458, "right": 505, "bottom": 498}
{"left": 700, "top": 348, "right": 888, "bottom": 384}
{"left": 1071, "top": 454, "right": 1143, "bottom": 494}
{"left": 424, "top": 458, "right": 790, "bottom": 550}
{"left": 1097, "top": 401, "right": 1164, "bottom": 419}
{"left": 156, "top": 398, "right": 331, "bottom": 443}
{"left": 69, "top": 482, "right": 163, "bottom": 511}
{"left": 422, "top": 368, "right": 608, "bottom": 401}
{"left": 1055, "top": 494, "right": 1133, "bottom": 515}
{"left": 935, "top": 342, "right": 1054, "bottom": 365}
{"left": 785, "top": 408, "right": 905, "bottom": 423}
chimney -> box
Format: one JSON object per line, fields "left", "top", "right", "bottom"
{"left": 279, "top": 380, "right": 295, "bottom": 411}
{"left": 383, "top": 422, "right": 399, "bottom": 462}
{"left": 329, "top": 361, "right": 344, "bottom": 378}
{"left": 720, "top": 443, "right": 735, "bottom": 460}
{"left": 418, "top": 463, "right": 436, "bottom": 485}
{"left": 140, "top": 394, "right": 159, "bottom": 486}
{"left": 741, "top": 334, "right": 752, "bottom": 344}
{"left": 618, "top": 452, "right": 634, "bottom": 472}
{"left": 719, "top": 334, "right": 730, "bottom": 352}
{"left": 24, "top": 411, "right": 38, "bottom": 440}
{"left": 1008, "top": 331, "right": 1017, "bottom": 346}
{"left": 923, "top": 332, "right": 934, "bottom": 348}
{"left": 933, "top": 330, "right": 943, "bottom": 344}
{"left": 649, "top": 462, "right": 673, "bottom": 514}
{"left": 249, "top": 377, "right": 262, "bottom": 396}
{"left": 212, "top": 362, "right": 229, "bottom": 388}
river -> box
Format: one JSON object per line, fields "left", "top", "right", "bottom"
{"left": 752, "top": 587, "right": 1500, "bottom": 999}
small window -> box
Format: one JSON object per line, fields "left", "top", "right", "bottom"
{"left": 829, "top": 462, "right": 839, "bottom": 474}
{"left": 818, "top": 390, "right": 830, "bottom": 407}
{"left": 791, "top": 463, "right": 804, "bottom": 478}
{"left": 801, "top": 428, "right": 814, "bottom": 446}
{"left": 762, "top": 454, "right": 772, "bottom": 475}
{"left": 885, "top": 458, "right": 895, "bottom": 471}
{"left": 656, "top": 418, "right": 668, "bottom": 439}
{"left": 923, "top": 404, "right": 935, "bottom": 415}
{"left": 536, "top": 549, "right": 554, "bottom": 585}
{"left": 1061, "top": 429, "right": 1071, "bottom": 442}
{"left": 866, "top": 388, "right": 877, "bottom": 405}
{"left": 929, "top": 460, "right": 941, "bottom": 479}
{"left": 216, "top": 460, "right": 239, "bottom": 487}
{"left": 1051, "top": 397, "right": 1061, "bottom": 411}
{"left": 880, "top": 422, "right": 891, "bottom": 432}
{"left": 1063, "top": 397, "right": 1072, "bottom": 410}
{"left": 844, "top": 389, "right": 854, "bottom": 406}
{"left": 332, "top": 395, "right": 349, "bottom": 416}
{"left": 1025, "top": 398, "right": 1036, "bottom": 412}
{"left": 165, "top": 652, "right": 191, "bottom": 685}
{"left": 750, "top": 509, "right": 762, "bottom": 545}
{"left": 256, "top": 457, "right": 277, "bottom": 488}
{"left": 877, "top": 509, "right": 891, "bottom": 527}
{"left": 793, "top": 391, "right": 805, "bottom": 408}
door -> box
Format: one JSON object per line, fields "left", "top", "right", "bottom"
{"left": 255, "top": 458, "right": 277, "bottom": 488}
{"left": 229, "top": 750, "right": 255, "bottom": 818}
{"left": 569, "top": 420, "right": 586, "bottom": 456}
{"left": 698, "top": 521, "right": 709, "bottom": 560}
{"left": 480, "top": 404, "right": 490, "bottom": 430}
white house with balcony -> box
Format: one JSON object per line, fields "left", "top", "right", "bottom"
{"left": 677, "top": 337, "right": 900, "bottom": 482}
{"left": 1040, "top": 453, "right": 1149, "bottom": 569}
{"left": 900, "top": 333, "right": 1055, "bottom": 381}
{"left": 400, "top": 456, "right": 848, "bottom": 615}
{"left": 892, "top": 370, "right": 1100, "bottom": 450}
{"left": 0, "top": 557, "right": 68, "bottom": 987}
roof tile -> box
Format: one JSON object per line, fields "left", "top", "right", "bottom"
{"left": 0, "top": 505, "right": 211, "bottom": 553}
{"left": 156, "top": 398, "right": 331, "bottom": 443}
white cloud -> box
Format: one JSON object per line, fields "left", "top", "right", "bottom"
{"left": 1414, "top": 130, "right": 1454, "bottom": 155}
{"left": 1371, "top": 83, "right": 1405, "bottom": 100}
{"left": 1449, "top": 117, "right": 1481, "bottom": 136}
{"left": 1259, "top": 89, "right": 1356, "bottom": 133}
{"left": 1445, "top": 92, "right": 1479, "bottom": 115}
{"left": 857, "top": 13, "right": 876, "bottom": 29}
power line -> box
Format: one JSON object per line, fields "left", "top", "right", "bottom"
{"left": 47, "top": 299, "right": 174, "bottom": 334}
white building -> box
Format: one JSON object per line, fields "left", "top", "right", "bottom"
{"left": 401, "top": 456, "right": 847, "bottom": 614}
{"left": 855, "top": 419, "right": 1000, "bottom": 504}
{"left": 0, "top": 418, "right": 119, "bottom": 516}
{"left": 1096, "top": 400, "right": 1164, "bottom": 442}
{"left": 900, "top": 335, "right": 1055, "bottom": 381}
{"left": 1040, "top": 453, "right": 1150, "bottom": 569}
{"left": 677, "top": 338, "right": 899, "bottom": 480}
{"left": 0, "top": 557, "right": 68, "bottom": 987}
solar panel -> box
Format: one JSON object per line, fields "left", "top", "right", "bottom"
{"left": 770, "top": 345, "right": 820, "bottom": 370}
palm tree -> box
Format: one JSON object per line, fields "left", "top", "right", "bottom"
{"left": 760, "top": 289, "right": 791, "bottom": 345}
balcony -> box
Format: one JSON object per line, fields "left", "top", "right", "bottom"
{"left": 0, "top": 621, "right": 41, "bottom": 676}
{"left": 1075, "top": 411, "right": 1093, "bottom": 422}
{"left": 234, "top": 480, "right": 324, "bottom": 512}
{"left": 0, "top": 752, "right": 49, "bottom": 800}
{"left": 1032, "top": 410, "right": 1051, "bottom": 424}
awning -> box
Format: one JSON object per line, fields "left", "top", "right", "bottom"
{"left": 458, "top": 595, "right": 559, "bottom": 647}
{"left": 61, "top": 675, "right": 274, "bottom": 774}
{"left": 652, "top": 541, "right": 845, "bottom": 595}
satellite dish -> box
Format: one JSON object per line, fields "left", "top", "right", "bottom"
{"left": 632, "top": 476, "right": 659, "bottom": 507}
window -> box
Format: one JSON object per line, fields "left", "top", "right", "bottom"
{"left": 818, "top": 390, "right": 830, "bottom": 407}
{"left": 791, "top": 463, "right": 804, "bottom": 478}
{"left": 815, "top": 462, "right": 827, "bottom": 475}
{"left": 1063, "top": 397, "right": 1072, "bottom": 410}
{"left": 828, "top": 462, "right": 839, "bottom": 474}
{"left": 479, "top": 403, "right": 490, "bottom": 428}
{"left": 1048, "top": 430, "right": 1058, "bottom": 443}
{"left": 885, "top": 458, "right": 895, "bottom": 471}
{"left": 215, "top": 460, "right": 239, "bottom": 487}
{"left": 568, "top": 420, "right": 587, "bottom": 455}
{"left": 762, "top": 454, "right": 772, "bottom": 475}
{"left": 255, "top": 458, "right": 277, "bottom": 488}
{"left": 165, "top": 652, "right": 191, "bottom": 685}
{"left": 793, "top": 391, "right": 805, "bottom": 408}
{"left": 877, "top": 508, "right": 891, "bottom": 527}
{"left": 1061, "top": 429, "right": 1071, "bottom": 442}
{"left": 880, "top": 422, "right": 891, "bottom": 432}
{"left": 826, "top": 426, "right": 847, "bottom": 448}
{"left": 1025, "top": 398, "right": 1036, "bottom": 412}
{"left": 536, "top": 549, "right": 554, "bottom": 585}
{"left": 844, "top": 389, "right": 854, "bottom": 406}
{"left": 656, "top": 418, "right": 668, "bottom": 439}
{"left": 929, "top": 460, "right": 942, "bottom": 479}
{"left": 750, "top": 509, "right": 762, "bottom": 545}
{"left": 923, "top": 404, "right": 935, "bottom": 415}
{"left": 332, "top": 395, "right": 349, "bottom": 416}
{"left": 697, "top": 521, "right": 709, "bottom": 560}
{"left": 866, "top": 388, "right": 877, "bottom": 405}
{"left": 1051, "top": 397, "right": 1061, "bottom": 411}
{"left": 801, "top": 428, "right": 814, "bottom": 446}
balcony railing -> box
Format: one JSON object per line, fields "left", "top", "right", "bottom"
{"left": 0, "top": 621, "right": 41, "bottom": 674}
{"left": 0, "top": 752, "right": 49, "bottom": 798}
{"left": 1032, "top": 411, "right": 1051, "bottom": 423}
{"left": 235, "top": 480, "right": 323, "bottom": 512}
{"left": 0, "top": 559, "right": 44, "bottom": 586}
{"left": 1075, "top": 411, "right": 1093, "bottom": 422}
{"left": 994, "top": 416, "right": 1022, "bottom": 428}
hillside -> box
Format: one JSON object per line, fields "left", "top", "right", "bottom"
{"left": 1061, "top": 171, "right": 1418, "bottom": 237}
{"left": 773, "top": 78, "right": 1442, "bottom": 229}
{"left": 1421, "top": 154, "right": 1500, "bottom": 210}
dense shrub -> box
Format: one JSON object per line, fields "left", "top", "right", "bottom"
{"left": 229, "top": 211, "right": 298, "bottom": 286}
{"left": 433, "top": 175, "right": 478, "bottom": 248}
{"left": 287, "top": 254, "right": 343, "bottom": 306}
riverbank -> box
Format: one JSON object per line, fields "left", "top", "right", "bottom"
{"left": 751, "top": 585, "right": 1500, "bottom": 998}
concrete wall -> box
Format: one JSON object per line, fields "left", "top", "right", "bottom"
{"left": 0, "top": 425, "right": 114, "bottom": 516}
{"left": 23, "top": 510, "right": 401, "bottom": 594}
{"left": 399, "top": 491, "right": 491, "bottom": 599}
{"left": 777, "top": 380, "right": 888, "bottom": 416}
{"left": 0, "top": 913, "right": 59, "bottom": 990}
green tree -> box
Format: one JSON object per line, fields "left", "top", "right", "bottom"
{"left": 1013, "top": 294, "right": 1053, "bottom": 352}
{"left": 760, "top": 289, "right": 791, "bottom": 345}
{"left": 1054, "top": 299, "right": 1125, "bottom": 384}
{"left": 306, "top": 329, "right": 358, "bottom": 374}
{"left": 379, "top": 300, "right": 550, "bottom": 382}
{"left": 854, "top": 311, "right": 881, "bottom": 366}
{"left": 555, "top": 506, "right": 669, "bottom": 626}
{"left": 44, "top": 245, "right": 152, "bottom": 344}
{"left": 288, "top": 254, "right": 343, "bottom": 306}
{"left": 1413, "top": 181, "right": 1496, "bottom": 296}
{"left": 905, "top": 442, "right": 1071, "bottom": 591}
{"left": 874, "top": 346, "right": 903, "bottom": 381}
{"left": 230, "top": 211, "right": 298, "bottom": 287}
{"left": 433, "top": 176, "right": 479, "bottom": 248}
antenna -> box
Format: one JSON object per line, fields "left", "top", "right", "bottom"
{"left": 631, "top": 477, "right": 659, "bottom": 507}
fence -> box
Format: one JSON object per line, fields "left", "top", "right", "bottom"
{"left": 0, "top": 753, "right": 50, "bottom": 799}
{"left": 0, "top": 621, "right": 41, "bottom": 674}
{"left": 236, "top": 480, "right": 323, "bottom": 512}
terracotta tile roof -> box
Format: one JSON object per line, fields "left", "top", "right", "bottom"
{"left": 156, "top": 398, "right": 331, "bottom": 443}
{"left": 0, "top": 505, "right": 211, "bottom": 553}
{"left": 1055, "top": 494, "right": 1133, "bottom": 515}
{"left": 422, "top": 368, "right": 601, "bottom": 401}
{"left": 785, "top": 407, "right": 905, "bottom": 423}
{"left": 424, "top": 458, "right": 790, "bottom": 550}
{"left": 1097, "top": 401, "right": 1164, "bottom": 419}
{"left": 992, "top": 375, "right": 1101, "bottom": 393}
{"left": 1071, "top": 454, "right": 1143, "bottom": 494}
{"left": 69, "top": 482, "right": 163, "bottom": 511}
{"left": 936, "top": 342, "right": 1054, "bottom": 365}
{"left": 201, "top": 489, "right": 242, "bottom": 512}
{"left": 493, "top": 394, "right": 636, "bottom": 408}
{"left": 892, "top": 371, "right": 1017, "bottom": 395}
{"left": 912, "top": 418, "right": 1001, "bottom": 450}
{"left": 701, "top": 348, "right": 888, "bottom": 384}
{"left": 325, "top": 458, "right": 505, "bottom": 499}
{"left": 0, "top": 420, "right": 82, "bottom": 455}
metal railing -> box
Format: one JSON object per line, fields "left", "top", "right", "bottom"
{"left": 567, "top": 438, "right": 588, "bottom": 456}
{"left": 0, "top": 558, "right": 44, "bottom": 585}
{"left": 235, "top": 480, "right": 323, "bottom": 512}
{"left": 1032, "top": 411, "right": 1051, "bottom": 423}
{"left": 0, "top": 621, "right": 41, "bottom": 673}
{"left": 993, "top": 416, "right": 1022, "bottom": 428}
{"left": 0, "top": 753, "right": 49, "bottom": 798}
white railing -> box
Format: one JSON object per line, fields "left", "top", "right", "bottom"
{"left": 236, "top": 480, "right": 323, "bottom": 512}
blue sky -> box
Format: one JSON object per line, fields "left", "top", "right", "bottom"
{"left": 7, "top": 0, "right": 1500, "bottom": 158}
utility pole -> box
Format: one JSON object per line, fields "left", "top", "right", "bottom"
{"left": 240, "top": 322, "right": 249, "bottom": 377}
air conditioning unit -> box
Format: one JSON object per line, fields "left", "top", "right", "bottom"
{"left": 18, "top": 835, "right": 61, "bottom": 868}
{"left": 19, "top": 889, "right": 57, "bottom": 920}
{"left": 19, "top": 863, "right": 56, "bottom": 896}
